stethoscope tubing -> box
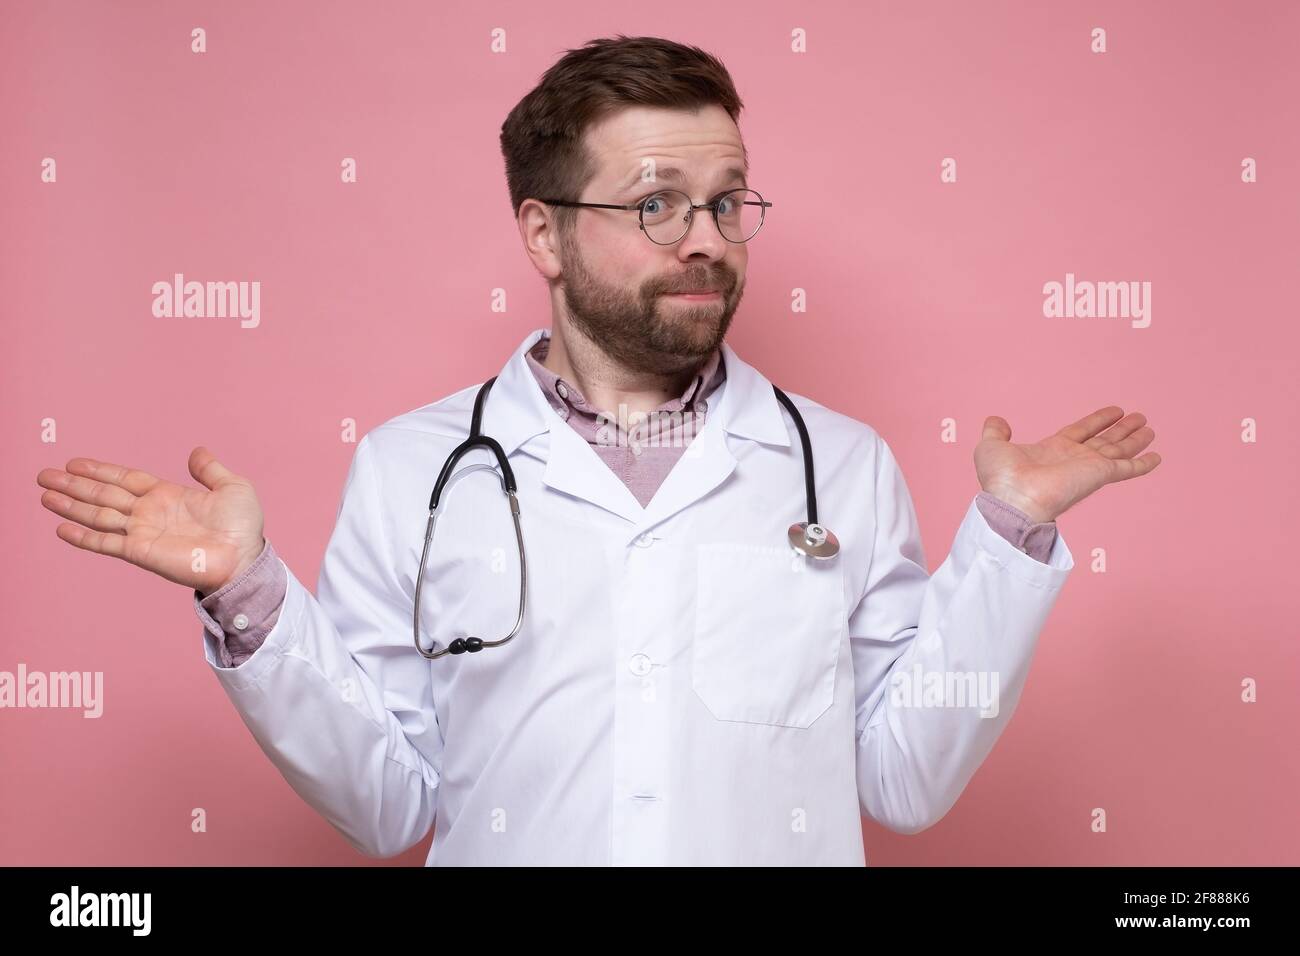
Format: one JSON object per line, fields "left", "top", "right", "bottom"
{"left": 414, "top": 374, "right": 836, "bottom": 660}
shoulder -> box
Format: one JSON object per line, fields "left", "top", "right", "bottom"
{"left": 766, "top": 384, "right": 889, "bottom": 467}
{"left": 340, "top": 382, "right": 488, "bottom": 491}
{"left": 362, "top": 382, "right": 483, "bottom": 451}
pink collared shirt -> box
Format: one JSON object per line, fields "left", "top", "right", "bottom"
{"left": 194, "top": 336, "right": 1056, "bottom": 667}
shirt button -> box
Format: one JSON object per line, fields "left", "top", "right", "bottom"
{"left": 635, "top": 531, "right": 654, "bottom": 548}
{"left": 232, "top": 613, "right": 250, "bottom": 631}
{"left": 556, "top": 381, "right": 569, "bottom": 400}
{"left": 629, "top": 653, "right": 653, "bottom": 676}
{"left": 697, "top": 399, "right": 708, "bottom": 414}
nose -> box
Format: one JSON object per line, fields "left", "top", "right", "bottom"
{"left": 674, "top": 204, "right": 728, "bottom": 260}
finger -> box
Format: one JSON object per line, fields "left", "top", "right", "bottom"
{"left": 37, "top": 467, "right": 138, "bottom": 514}
{"left": 65, "top": 457, "right": 160, "bottom": 497}
{"left": 1085, "top": 412, "right": 1146, "bottom": 451}
{"left": 981, "top": 415, "right": 1011, "bottom": 442}
{"left": 1096, "top": 425, "right": 1156, "bottom": 460}
{"left": 55, "top": 521, "right": 128, "bottom": 559}
{"left": 41, "top": 490, "right": 129, "bottom": 534}
{"left": 1058, "top": 406, "right": 1125, "bottom": 444}
{"left": 1107, "top": 452, "right": 1162, "bottom": 482}
{"left": 189, "top": 446, "right": 240, "bottom": 492}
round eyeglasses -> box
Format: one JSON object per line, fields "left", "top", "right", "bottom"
{"left": 538, "top": 188, "right": 772, "bottom": 245}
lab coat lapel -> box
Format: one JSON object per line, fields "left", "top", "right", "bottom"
{"left": 485, "top": 328, "right": 647, "bottom": 525}
{"left": 479, "top": 328, "right": 555, "bottom": 459}
{"left": 638, "top": 339, "right": 792, "bottom": 531}
{"left": 543, "top": 417, "right": 648, "bottom": 525}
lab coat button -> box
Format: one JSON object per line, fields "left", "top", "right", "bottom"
{"left": 629, "top": 653, "right": 652, "bottom": 676}
{"left": 635, "top": 532, "right": 654, "bottom": 548}
{"left": 232, "top": 613, "right": 250, "bottom": 631}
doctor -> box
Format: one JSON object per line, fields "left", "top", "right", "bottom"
{"left": 35, "top": 36, "right": 1160, "bottom": 865}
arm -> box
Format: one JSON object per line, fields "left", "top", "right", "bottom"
{"left": 37, "top": 437, "right": 440, "bottom": 858}
{"left": 200, "top": 434, "right": 443, "bottom": 858}
{"left": 852, "top": 435, "right": 1074, "bottom": 833}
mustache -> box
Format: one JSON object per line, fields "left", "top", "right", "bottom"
{"left": 656, "top": 272, "right": 734, "bottom": 294}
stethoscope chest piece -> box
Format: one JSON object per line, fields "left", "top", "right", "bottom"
{"left": 788, "top": 521, "right": 840, "bottom": 559}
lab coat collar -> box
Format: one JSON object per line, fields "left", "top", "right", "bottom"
{"left": 483, "top": 327, "right": 792, "bottom": 530}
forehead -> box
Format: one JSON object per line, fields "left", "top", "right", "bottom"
{"left": 582, "top": 105, "right": 747, "bottom": 189}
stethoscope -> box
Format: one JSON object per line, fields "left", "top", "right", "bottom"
{"left": 414, "top": 375, "right": 839, "bottom": 659}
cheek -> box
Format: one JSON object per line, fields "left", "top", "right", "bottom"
{"left": 727, "top": 248, "right": 748, "bottom": 286}
{"left": 579, "top": 221, "right": 650, "bottom": 276}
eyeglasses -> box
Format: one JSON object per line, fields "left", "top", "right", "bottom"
{"left": 538, "top": 187, "right": 772, "bottom": 245}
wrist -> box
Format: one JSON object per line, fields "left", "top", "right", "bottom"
{"left": 979, "top": 486, "right": 1055, "bottom": 524}
{"left": 232, "top": 537, "right": 267, "bottom": 579}
{"left": 201, "top": 537, "right": 267, "bottom": 599}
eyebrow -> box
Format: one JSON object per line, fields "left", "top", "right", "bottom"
{"left": 617, "top": 165, "right": 749, "bottom": 196}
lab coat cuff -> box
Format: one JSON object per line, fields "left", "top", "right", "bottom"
{"left": 960, "top": 493, "right": 1074, "bottom": 590}
{"left": 974, "top": 491, "right": 1058, "bottom": 563}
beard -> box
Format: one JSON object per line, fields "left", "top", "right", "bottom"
{"left": 557, "top": 226, "right": 743, "bottom": 376}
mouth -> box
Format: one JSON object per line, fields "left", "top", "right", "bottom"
{"left": 663, "top": 290, "right": 722, "bottom": 300}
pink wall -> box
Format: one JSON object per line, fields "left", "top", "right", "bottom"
{"left": 2, "top": 1, "right": 1296, "bottom": 865}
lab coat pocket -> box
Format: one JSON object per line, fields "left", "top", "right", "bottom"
{"left": 692, "top": 542, "right": 844, "bottom": 729}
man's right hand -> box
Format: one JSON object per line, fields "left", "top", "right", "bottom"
{"left": 36, "top": 447, "right": 266, "bottom": 597}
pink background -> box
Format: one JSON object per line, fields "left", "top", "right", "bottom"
{"left": 2, "top": 0, "right": 1297, "bottom": 865}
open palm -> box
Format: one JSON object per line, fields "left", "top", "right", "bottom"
{"left": 36, "top": 447, "right": 265, "bottom": 594}
{"left": 974, "top": 406, "right": 1161, "bottom": 523}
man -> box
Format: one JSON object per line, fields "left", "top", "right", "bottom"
{"left": 35, "top": 36, "right": 1160, "bottom": 865}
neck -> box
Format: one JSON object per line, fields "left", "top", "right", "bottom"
{"left": 540, "top": 325, "right": 707, "bottom": 420}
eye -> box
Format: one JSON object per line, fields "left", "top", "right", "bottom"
{"left": 642, "top": 193, "right": 668, "bottom": 215}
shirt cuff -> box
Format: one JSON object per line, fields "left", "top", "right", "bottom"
{"left": 975, "top": 491, "right": 1058, "bottom": 564}
{"left": 193, "top": 539, "right": 288, "bottom": 668}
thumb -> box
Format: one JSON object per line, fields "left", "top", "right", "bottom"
{"left": 189, "top": 446, "right": 239, "bottom": 491}
{"left": 981, "top": 415, "right": 1012, "bottom": 442}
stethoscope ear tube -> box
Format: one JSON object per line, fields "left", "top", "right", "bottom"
{"left": 429, "top": 377, "right": 516, "bottom": 511}
{"left": 415, "top": 481, "right": 528, "bottom": 660}
{"left": 416, "top": 378, "right": 528, "bottom": 659}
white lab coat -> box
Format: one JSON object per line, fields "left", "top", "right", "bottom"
{"left": 201, "top": 327, "right": 1074, "bottom": 865}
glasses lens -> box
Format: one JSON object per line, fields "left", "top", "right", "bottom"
{"left": 715, "top": 189, "right": 765, "bottom": 242}
{"left": 641, "top": 190, "right": 692, "bottom": 244}
{"left": 640, "top": 188, "right": 767, "bottom": 243}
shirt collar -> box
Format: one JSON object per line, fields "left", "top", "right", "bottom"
{"left": 524, "top": 329, "right": 725, "bottom": 422}
{"left": 484, "top": 328, "right": 791, "bottom": 459}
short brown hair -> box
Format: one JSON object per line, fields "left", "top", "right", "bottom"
{"left": 499, "top": 35, "right": 748, "bottom": 233}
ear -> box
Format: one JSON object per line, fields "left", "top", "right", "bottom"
{"left": 518, "top": 199, "right": 564, "bottom": 280}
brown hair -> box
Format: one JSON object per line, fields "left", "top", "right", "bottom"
{"left": 499, "top": 35, "right": 748, "bottom": 233}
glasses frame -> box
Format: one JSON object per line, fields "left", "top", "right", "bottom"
{"left": 537, "top": 187, "right": 773, "bottom": 245}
